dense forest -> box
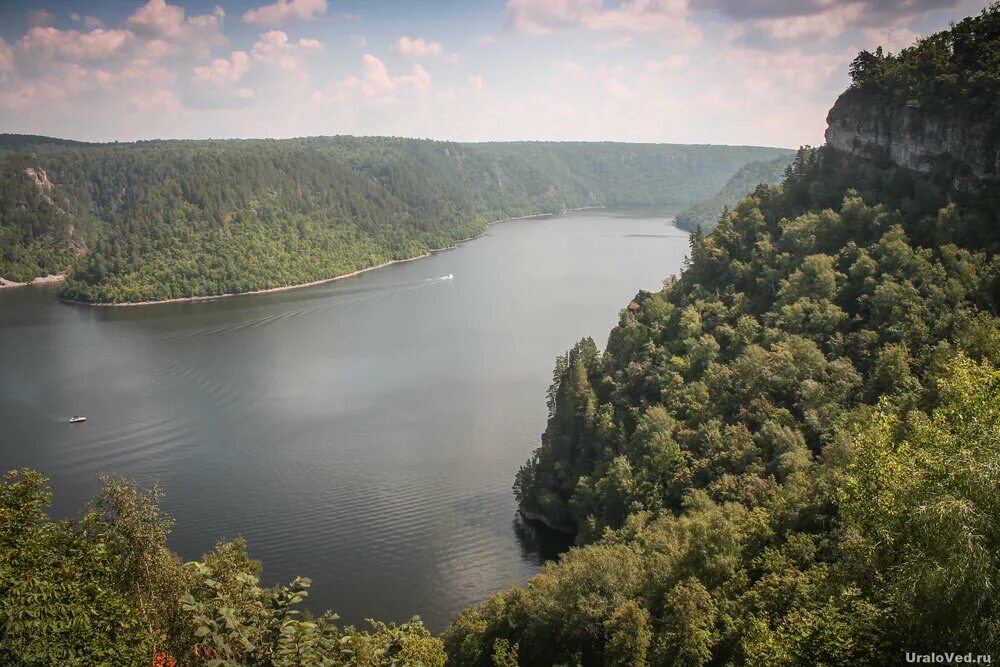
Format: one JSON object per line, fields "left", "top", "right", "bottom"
{"left": 0, "top": 136, "right": 786, "bottom": 303}
{"left": 3, "top": 5, "right": 1000, "bottom": 666}
{"left": 465, "top": 144, "right": 1000, "bottom": 665}
{"left": 673, "top": 154, "right": 795, "bottom": 232}
{"left": 0, "top": 153, "right": 95, "bottom": 283}
{"left": 457, "top": 7, "right": 1000, "bottom": 664}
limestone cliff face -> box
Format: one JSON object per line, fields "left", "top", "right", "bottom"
{"left": 825, "top": 92, "right": 1000, "bottom": 177}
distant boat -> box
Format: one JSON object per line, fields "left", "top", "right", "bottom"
{"left": 443, "top": 274, "right": 454, "bottom": 280}
{"left": 68, "top": 416, "right": 87, "bottom": 423}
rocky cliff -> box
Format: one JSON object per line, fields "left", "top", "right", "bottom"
{"left": 825, "top": 91, "right": 1000, "bottom": 177}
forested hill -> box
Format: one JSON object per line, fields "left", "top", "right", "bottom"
{"left": 447, "top": 5, "right": 1000, "bottom": 665}
{"left": 0, "top": 136, "right": 789, "bottom": 303}
{"left": 673, "top": 153, "right": 795, "bottom": 231}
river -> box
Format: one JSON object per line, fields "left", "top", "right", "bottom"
{"left": 0, "top": 208, "right": 689, "bottom": 630}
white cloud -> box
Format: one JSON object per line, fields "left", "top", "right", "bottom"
{"left": 468, "top": 75, "right": 485, "bottom": 91}
{"left": 192, "top": 51, "right": 250, "bottom": 85}
{"left": 391, "top": 36, "right": 459, "bottom": 62}
{"left": 506, "top": 0, "right": 602, "bottom": 34}
{"left": 737, "top": 2, "right": 866, "bottom": 42}
{"left": 506, "top": 0, "right": 702, "bottom": 47}
{"left": 16, "top": 27, "right": 131, "bottom": 65}
{"left": 0, "top": 0, "right": 228, "bottom": 134}
{"left": 337, "top": 54, "right": 433, "bottom": 102}
{"left": 643, "top": 53, "right": 688, "bottom": 73}
{"left": 554, "top": 61, "right": 637, "bottom": 100}
{"left": 242, "top": 0, "right": 327, "bottom": 27}
{"left": 596, "top": 35, "right": 634, "bottom": 50}
{"left": 392, "top": 36, "right": 444, "bottom": 57}
{"left": 555, "top": 60, "right": 586, "bottom": 76}
{"left": 250, "top": 30, "right": 321, "bottom": 72}
{"left": 350, "top": 34, "right": 368, "bottom": 48}
{"left": 126, "top": 0, "right": 226, "bottom": 56}
{"left": 476, "top": 34, "right": 496, "bottom": 45}
{"left": 859, "top": 26, "right": 921, "bottom": 53}
{"left": 189, "top": 51, "right": 255, "bottom": 106}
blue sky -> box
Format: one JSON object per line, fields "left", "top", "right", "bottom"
{"left": 0, "top": 0, "right": 987, "bottom": 146}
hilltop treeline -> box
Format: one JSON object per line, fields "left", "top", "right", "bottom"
{"left": 846, "top": 3, "right": 1000, "bottom": 131}
{"left": 0, "top": 137, "right": 787, "bottom": 303}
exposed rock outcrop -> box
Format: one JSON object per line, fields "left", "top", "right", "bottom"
{"left": 825, "top": 92, "right": 1000, "bottom": 177}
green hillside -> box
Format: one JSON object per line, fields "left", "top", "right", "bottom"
{"left": 0, "top": 137, "right": 787, "bottom": 303}
{"left": 467, "top": 143, "right": 1000, "bottom": 664}
{"left": 449, "top": 7, "right": 1000, "bottom": 662}
{"left": 673, "top": 153, "right": 795, "bottom": 231}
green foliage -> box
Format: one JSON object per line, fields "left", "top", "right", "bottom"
{"left": 846, "top": 2, "right": 1000, "bottom": 134}
{"left": 0, "top": 471, "right": 444, "bottom": 666}
{"left": 674, "top": 153, "right": 795, "bottom": 232}
{"left": 841, "top": 356, "right": 1000, "bottom": 650}
{"left": 0, "top": 137, "right": 787, "bottom": 301}
{"left": 0, "top": 155, "right": 94, "bottom": 282}
{"left": 0, "top": 469, "right": 166, "bottom": 665}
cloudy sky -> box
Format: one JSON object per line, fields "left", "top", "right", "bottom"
{"left": 0, "top": 0, "right": 987, "bottom": 147}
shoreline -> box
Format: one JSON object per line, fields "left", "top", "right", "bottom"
{"left": 59, "top": 206, "right": 603, "bottom": 308}
{"left": 517, "top": 507, "right": 577, "bottom": 536}
{"left": 0, "top": 273, "right": 67, "bottom": 290}
{"left": 59, "top": 253, "right": 432, "bottom": 308}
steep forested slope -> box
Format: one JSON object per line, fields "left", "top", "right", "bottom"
{"left": 0, "top": 156, "right": 83, "bottom": 283}
{"left": 450, "top": 148, "right": 1000, "bottom": 665}
{"left": 445, "top": 7, "right": 1000, "bottom": 664}
{"left": 673, "top": 153, "right": 795, "bottom": 231}
{"left": 0, "top": 136, "right": 787, "bottom": 303}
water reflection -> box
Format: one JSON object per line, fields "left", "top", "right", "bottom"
{"left": 513, "top": 513, "right": 575, "bottom": 565}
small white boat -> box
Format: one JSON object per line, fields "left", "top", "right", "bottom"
{"left": 443, "top": 274, "right": 454, "bottom": 280}
{"left": 68, "top": 416, "right": 87, "bottom": 423}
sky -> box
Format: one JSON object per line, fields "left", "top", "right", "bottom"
{"left": 0, "top": 0, "right": 989, "bottom": 147}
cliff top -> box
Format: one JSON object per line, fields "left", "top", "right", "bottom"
{"left": 844, "top": 2, "right": 1000, "bottom": 136}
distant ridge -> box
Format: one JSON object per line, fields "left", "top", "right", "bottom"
{"left": 0, "top": 135, "right": 789, "bottom": 303}
{"left": 673, "top": 152, "right": 795, "bottom": 231}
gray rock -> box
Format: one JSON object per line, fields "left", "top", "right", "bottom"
{"left": 825, "top": 93, "right": 999, "bottom": 177}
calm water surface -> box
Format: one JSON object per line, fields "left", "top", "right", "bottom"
{"left": 0, "top": 208, "right": 689, "bottom": 630}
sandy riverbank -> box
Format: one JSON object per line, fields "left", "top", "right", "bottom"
{"left": 59, "top": 253, "right": 432, "bottom": 308}
{"left": 0, "top": 273, "right": 66, "bottom": 289}
{"left": 59, "top": 206, "right": 603, "bottom": 307}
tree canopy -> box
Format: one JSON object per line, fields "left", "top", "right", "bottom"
{"left": 846, "top": 1, "right": 1000, "bottom": 135}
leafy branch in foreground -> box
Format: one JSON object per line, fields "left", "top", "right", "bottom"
{"left": 0, "top": 470, "right": 444, "bottom": 667}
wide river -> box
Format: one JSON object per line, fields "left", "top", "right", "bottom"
{"left": 0, "top": 208, "right": 689, "bottom": 630}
